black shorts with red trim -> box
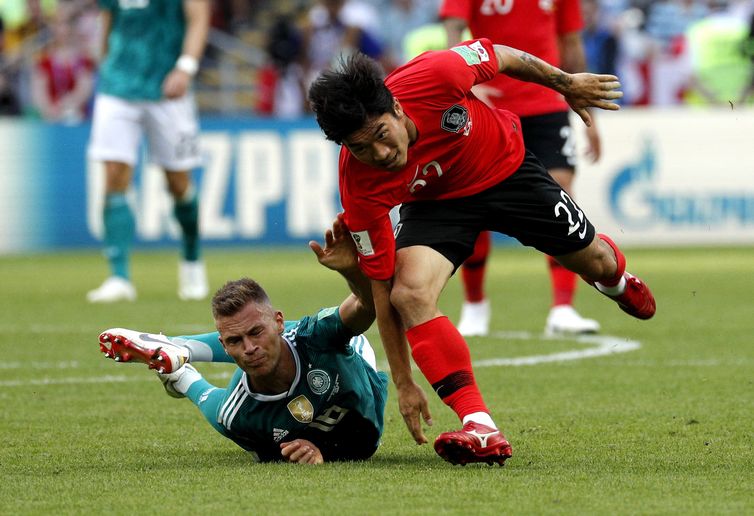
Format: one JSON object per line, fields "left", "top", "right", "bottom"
{"left": 394, "top": 151, "right": 595, "bottom": 271}
{"left": 520, "top": 110, "right": 576, "bottom": 171}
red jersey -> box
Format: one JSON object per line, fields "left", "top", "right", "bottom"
{"left": 439, "top": 0, "right": 583, "bottom": 116}
{"left": 36, "top": 52, "right": 95, "bottom": 116}
{"left": 340, "top": 39, "right": 526, "bottom": 280}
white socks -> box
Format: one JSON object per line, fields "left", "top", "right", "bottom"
{"left": 171, "top": 336, "right": 213, "bottom": 362}
{"left": 463, "top": 412, "right": 497, "bottom": 429}
{"left": 595, "top": 274, "right": 627, "bottom": 297}
{"left": 172, "top": 364, "right": 202, "bottom": 394}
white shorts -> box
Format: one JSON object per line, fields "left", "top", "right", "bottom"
{"left": 88, "top": 93, "right": 203, "bottom": 171}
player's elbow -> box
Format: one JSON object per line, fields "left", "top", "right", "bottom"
{"left": 341, "top": 296, "right": 376, "bottom": 334}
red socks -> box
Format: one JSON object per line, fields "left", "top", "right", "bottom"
{"left": 547, "top": 255, "right": 577, "bottom": 306}
{"left": 596, "top": 233, "right": 626, "bottom": 287}
{"left": 578, "top": 234, "right": 627, "bottom": 287}
{"left": 406, "top": 316, "right": 489, "bottom": 419}
{"left": 461, "top": 231, "right": 491, "bottom": 302}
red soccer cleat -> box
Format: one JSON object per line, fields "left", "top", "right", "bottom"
{"left": 600, "top": 272, "right": 656, "bottom": 320}
{"left": 98, "top": 328, "right": 190, "bottom": 374}
{"left": 434, "top": 422, "right": 512, "bottom": 466}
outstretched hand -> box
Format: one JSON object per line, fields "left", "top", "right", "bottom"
{"left": 564, "top": 73, "right": 622, "bottom": 127}
{"left": 309, "top": 213, "right": 358, "bottom": 273}
{"left": 397, "top": 381, "right": 433, "bottom": 445}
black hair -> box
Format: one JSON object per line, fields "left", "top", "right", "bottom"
{"left": 307, "top": 52, "right": 395, "bottom": 144}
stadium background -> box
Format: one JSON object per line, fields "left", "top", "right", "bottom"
{"left": 1, "top": 108, "right": 752, "bottom": 254}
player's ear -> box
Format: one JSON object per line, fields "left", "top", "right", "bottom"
{"left": 393, "top": 97, "right": 403, "bottom": 118}
{"left": 275, "top": 311, "right": 285, "bottom": 334}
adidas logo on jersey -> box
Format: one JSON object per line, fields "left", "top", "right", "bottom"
{"left": 273, "top": 428, "right": 289, "bottom": 442}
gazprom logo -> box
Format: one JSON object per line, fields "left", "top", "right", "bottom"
{"left": 611, "top": 140, "right": 754, "bottom": 228}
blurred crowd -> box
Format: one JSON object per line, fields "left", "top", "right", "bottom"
{"left": 2, "top": 0, "right": 754, "bottom": 121}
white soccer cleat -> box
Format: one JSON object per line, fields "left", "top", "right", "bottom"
{"left": 86, "top": 276, "right": 137, "bottom": 303}
{"left": 178, "top": 260, "right": 209, "bottom": 301}
{"left": 457, "top": 299, "right": 491, "bottom": 337}
{"left": 98, "top": 328, "right": 190, "bottom": 374}
{"left": 458, "top": 299, "right": 490, "bottom": 337}
{"left": 157, "top": 363, "right": 201, "bottom": 399}
{"left": 544, "top": 305, "right": 601, "bottom": 336}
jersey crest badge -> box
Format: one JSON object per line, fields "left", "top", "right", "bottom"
{"left": 307, "top": 369, "right": 332, "bottom": 395}
{"left": 287, "top": 395, "right": 314, "bottom": 423}
{"left": 441, "top": 105, "right": 469, "bottom": 134}
{"left": 351, "top": 231, "right": 375, "bottom": 257}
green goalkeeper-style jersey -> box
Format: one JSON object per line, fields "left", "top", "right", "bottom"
{"left": 214, "top": 307, "right": 389, "bottom": 462}
{"left": 97, "top": 0, "right": 186, "bottom": 100}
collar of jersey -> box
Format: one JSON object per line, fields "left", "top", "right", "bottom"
{"left": 241, "top": 333, "right": 302, "bottom": 401}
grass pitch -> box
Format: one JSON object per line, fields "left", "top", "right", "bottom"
{"left": 1, "top": 246, "right": 752, "bottom": 514}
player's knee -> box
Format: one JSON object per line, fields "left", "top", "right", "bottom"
{"left": 390, "top": 282, "right": 434, "bottom": 315}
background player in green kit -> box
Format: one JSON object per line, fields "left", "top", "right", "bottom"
{"left": 98, "top": 216, "right": 389, "bottom": 464}
{"left": 87, "top": 0, "right": 210, "bottom": 303}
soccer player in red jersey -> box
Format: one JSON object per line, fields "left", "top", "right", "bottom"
{"left": 308, "top": 39, "right": 655, "bottom": 465}
{"left": 441, "top": 0, "right": 604, "bottom": 337}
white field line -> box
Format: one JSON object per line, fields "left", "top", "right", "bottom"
{"left": 1, "top": 332, "right": 642, "bottom": 388}
{"left": 473, "top": 331, "right": 641, "bottom": 367}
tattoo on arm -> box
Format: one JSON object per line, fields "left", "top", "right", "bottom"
{"left": 517, "top": 50, "right": 572, "bottom": 92}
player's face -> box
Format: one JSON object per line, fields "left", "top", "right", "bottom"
{"left": 216, "top": 301, "right": 286, "bottom": 379}
{"left": 344, "top": 100, "right": 412, "bottom": 171}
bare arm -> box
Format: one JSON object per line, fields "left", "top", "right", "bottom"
{"left": 443, "top": 17, "right": 468, "bottom": 48}
{"left": 559, "top": 31, "right": 602, "bottom": 162}
{"left": 371, "top": 279, "right": 432, "bottom": 444}
{"left": 180, "top": 0, "right": 210, "bottom": 62}
{"left": 309, "top": 214, "right": 375, "bottom": 334}
{"left": 163, "top": 0, "right": 210, "bottom": 98}
{"left": 493, "top": 43, "right": 621, "bottom": 126}
{"left": 558, "top": 31, "right": 587, "bottom": 73}
{"left": 99, "top": 10, "right": 112, "bottom": 60}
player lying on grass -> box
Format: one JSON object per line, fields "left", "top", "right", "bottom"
{"left": 99, "top": 216, "right": 388, "bottom": 464}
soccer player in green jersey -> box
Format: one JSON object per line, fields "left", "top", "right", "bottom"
{"left": 87, "top": 0, "right": 210, "bottom": 303}
{"left": 99, "top": 216, "right": 389, "bottom": 464}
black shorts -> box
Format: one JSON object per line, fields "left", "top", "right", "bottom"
{"left": 520, "top": 111, "right": 576, "bottom": 171}
{"left": 394, "top": 151, "right": 595, "bottom": 271}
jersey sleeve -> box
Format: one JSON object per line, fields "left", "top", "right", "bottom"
{"left": 557, "top": 0, "right": 585, "bottom": 35}
{"left": 294, "top": 308, "right": 356, "bottom": 354}
{"left": 339, "top": 154, "right": 398, "bottom": 281}
{"left": 345, "top": 214, "right": 396, "bottom": 281}
{"left": 438, "top": 0, "right": 472, "bottom": 22}
{"left": 445, "top": 38, "right": 499, "bottom": 88}
{"left": 391, "top": 38, "right": 499, "bottom": 94}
